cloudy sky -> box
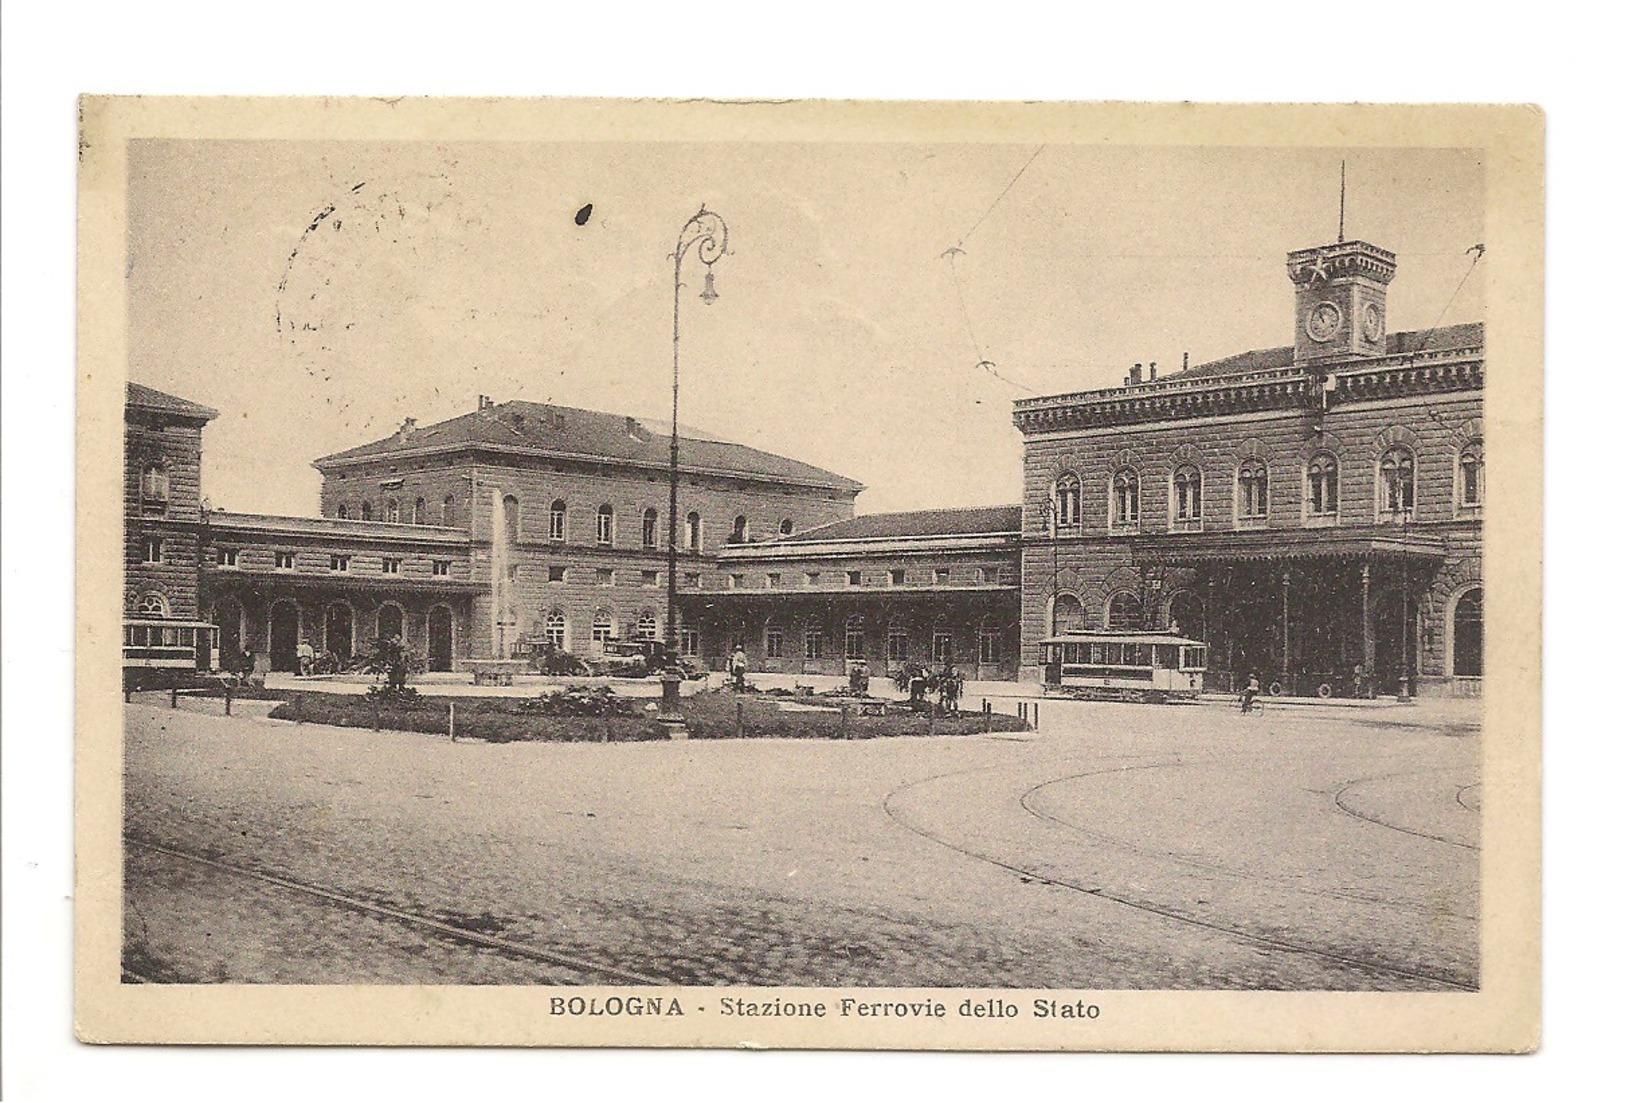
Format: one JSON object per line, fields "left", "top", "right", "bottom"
{"left": 127, "top": 141, "right": 1483, "bottom": 516}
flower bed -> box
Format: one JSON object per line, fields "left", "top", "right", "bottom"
{"left": 267, "top": 687, "right": 1029, "bottom": 743}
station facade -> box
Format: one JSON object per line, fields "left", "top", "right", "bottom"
{"left": 1013, "top": 239, "right": 1484, "bottom": 697}
{"left": 123, "top": 232, "right": 1485, "bottom": 697}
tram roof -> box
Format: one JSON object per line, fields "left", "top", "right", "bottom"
{"left": 1040, "top": 632, "right": 1206, "bottom": 646}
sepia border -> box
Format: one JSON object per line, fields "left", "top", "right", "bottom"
{"left": 74, "top": 96, "right": 1543, "bottom": 1051}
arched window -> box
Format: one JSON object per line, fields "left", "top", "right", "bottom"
{"left": 886, "top": 621, "right": 909, "bottom": 662}
{"left": 636, "top": 611, "right": 658, "bottom": 640}
{"left": 548, "top": 499, "right": 566, "bottom": 541}
{"left": 730, "top": 515, "right": 750, "bottom": 544}
{"left": 1452, "top": 587, "right": 1483, "bottom": 678}
{"left": 361, "top": 500, "right": 374, "bottom": 521}
{"left": 1107, "top": 591, "right": 1144, "bottom": 631}
{"left": 135, "top": 592, "right": 169, "bottom": 617}
{"left": 442, "top": 494, "right": 457, "bottom": 527}
{"left": 1167, "top": 591, "right": 1205, "bottom": 639}
{"left": 503, "top": 495, "right": 521, "bottom": 543}
{"left": 779, "top": 518, "right": 794, "bottom": 536}
{"left": 336, "top": 503, "right": 349, "bottom": 519}
{"left": 1111, "top": 468, "right": 1140, "bottom": 530}
{"left": 385, "top": 498, "right": 400, "bottom": 523}
{"left": 764, "top": 620, "right": 784, "bottom": 659}
{"left": 1052, "top": 473, "right": 1081, "bottom": 529}
{"left": 844, "top": 615, "right": 866, "bottom": 660}
{"left": 685, "top": 511, "right": 703, "bottom": 550}
{"left": 1051, "top": 593, "right": 1085, "bottom": 635}
{"left": 1379, "top": 446, "right": 1416, "bottom": 519}
{"left": 1172, "top": 465, "right": 1203, "bottom": 524}
{"left": 590, "top": 610, "right": 613, "bottom": 651}
{"left": 413, "top": 497, "right": 426, "bottom": 524}
{"left": 642, "top": 508, "right": 659, "bottom": 548}
{"left": 1459, "top": 440, "right": 1484, "bottom": 511}
{"left": 596, "top": 504, "right": 615, "bottom": 545}
{"left": 1307, "top": 453, "right": 1339, "bottom": 516}
{"left": 1238, "top": 459, "right": 1269, "bottom": 520}
{"left": 544, "top": 609, "right": 567, "bottom": 650}
{"left": 932, "top": 623, "right": 954, "bottom": 663}
{"left": 804, "top": 623, "right": 826, "bottom": 660}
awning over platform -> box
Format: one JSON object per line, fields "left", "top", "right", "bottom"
{"left": 1131, "top": 525, "right": 1447, "bottom": 567}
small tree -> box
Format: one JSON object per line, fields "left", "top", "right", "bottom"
{"left": 360, "top": 635, "right": 420, "bottom": 693}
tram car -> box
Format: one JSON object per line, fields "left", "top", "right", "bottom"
{"left": 1039, "top": 632, "right": 1207, "bottom": 703}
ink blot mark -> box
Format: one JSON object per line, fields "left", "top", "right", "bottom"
{"left": 575, "top": 203, "right": 593, "bottom": 226}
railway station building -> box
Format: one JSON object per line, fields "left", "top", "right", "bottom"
{"left": 1012, "top": 237, "right": 1484, "bottom": 697}
{"left": 124, "top": 233, "right": 1485, "bottom": 698}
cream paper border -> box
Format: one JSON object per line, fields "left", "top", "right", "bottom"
{"left": 74, "top": 97, "right": 1543, "bottom": 1051}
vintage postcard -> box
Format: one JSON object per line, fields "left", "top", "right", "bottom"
{"left": 75, "top": 98, "right": 1542, "bottom": 1050}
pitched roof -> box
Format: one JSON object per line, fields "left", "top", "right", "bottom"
{"left": 314, "top": 400, "right": 864, "bottom": 492}
{"left": 1171, "top": 322, "right": 1484, "bottom": 383}
{"left": 126, "top": 382, "right": 219, "bottom": 421}
{"left": 773, "top": 504, "right": 1022, "bottom": 544}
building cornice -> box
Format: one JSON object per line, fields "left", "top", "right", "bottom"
{"left": 1012, "top": 345, "right": 1483, "bottom": 436}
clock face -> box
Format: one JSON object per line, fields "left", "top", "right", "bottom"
{"left": 1362, "top": 302, "right": 1382, "bottom": 342}
{"left": 1306, "top": 301, "right": 1343, "bottom": 343}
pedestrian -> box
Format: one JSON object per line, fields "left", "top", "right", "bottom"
{"left": 1240, "top": 671, "right": 1261, "bottom": 713}
{"left": 944, "top": 667, "right": 962, "bottom": 714}
{"left": 297, "top": 638, "right": 315, "bottom": 677}
{"left": 729, "top": 645, "right": 748, "bottom": 690}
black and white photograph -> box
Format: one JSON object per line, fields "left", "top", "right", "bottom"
{"left": 72, "top": 98, "right": 1542, "bottom": 1051}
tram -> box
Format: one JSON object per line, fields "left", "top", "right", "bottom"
{"left": 1039, "top": 632, "right": 1207, "bottom": 703}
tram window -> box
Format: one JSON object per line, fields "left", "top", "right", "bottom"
{"left": 1105, "top": 642, "right": 1123, "bottom": 665}
{"left": 1155, "top": 645, "right": 1179, "bottom": 668}
{"left": 1182, "top": 646, "right": 1206, "bottom": 669}
{"left": 1125, "top": 644, "right": 1151, "bottom": 666}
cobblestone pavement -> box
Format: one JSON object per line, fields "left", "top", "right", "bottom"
{"left": 122, "top": 697, "right": 1479, "bottom": 989}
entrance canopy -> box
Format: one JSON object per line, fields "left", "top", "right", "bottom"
{"left": 1131, "top": 525, "right": 1446, "bottom": 567}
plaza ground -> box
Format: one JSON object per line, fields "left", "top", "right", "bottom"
{"left": 122, "top": 693, "right": 1480, "bottom": 989}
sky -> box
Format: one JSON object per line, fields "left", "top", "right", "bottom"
{"left": 127, "top": 141, "right": 1484, "bottom": 517}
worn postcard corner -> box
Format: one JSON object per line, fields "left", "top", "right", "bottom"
{"left": 76, "top": 97, "right": 1542, "bottom": 1052}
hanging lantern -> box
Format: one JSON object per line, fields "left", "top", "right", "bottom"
{"left": 699, "top": 266, "right": 719, "bottom": 304}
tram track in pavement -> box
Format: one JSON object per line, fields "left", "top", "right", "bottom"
{"left": 1019, "top": 765, "right": 1479, "bottom": 923}
{"left": 880, "top": 759, "right": 1477, "bottom": 992}
{"left": 124, "top": 834, "right": 666, "bottom": 986}
{"left": 1331, "top": 770, "right": 1481, "bottom": 851}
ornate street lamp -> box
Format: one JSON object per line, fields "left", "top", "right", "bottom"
{"left": 660, "top": 206, "right": 729, "bottom": 732}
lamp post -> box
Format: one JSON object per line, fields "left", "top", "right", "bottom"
{"left": 661, "top": 206, "right": 730, "bottom": 730}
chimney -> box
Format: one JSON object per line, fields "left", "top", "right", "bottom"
{"left": 1149, "top": 362, "right": 1158, "bottom": 381}
{"left": 1183, "top": 351, "right": 1189, "bottom": 371}
{"left": 1129, "top": 362, "right": 1143, "bottom": 386}
{"left": 477, "top": 395, "right": 493, "bottom": 411}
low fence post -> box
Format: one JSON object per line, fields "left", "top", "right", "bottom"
{"left": 984, "top": 700, "right": 993, "bottom": 733}
{"left": 449, "top": 701, "right": 457, "bottom": 743}
{"left": 1033, "top": 703, "right": 1039, "bottom": 730}
{"left": 224, "top": 684, "right": 233, "bottom": 716}
{"left": 170, "top": 686, "right": 179, "bottom": 709}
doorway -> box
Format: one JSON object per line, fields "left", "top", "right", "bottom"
{"left": 269, "top": 600, "right": 300, "bottom": 672}
{"left": 427, "top": 606, "right": 454, "bottom": 672}
{"left": 326, "top": 603, "right": 353, "bottom": 661}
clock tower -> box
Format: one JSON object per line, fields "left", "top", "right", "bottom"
{"left": 1287, "top": 239, "right": 1397, "bottom": 365}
